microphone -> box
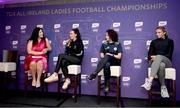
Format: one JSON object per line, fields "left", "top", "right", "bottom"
{"left": 66, "top": 39, "right": 72, "bottom": 47}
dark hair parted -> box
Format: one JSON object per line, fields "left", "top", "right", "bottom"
{"left": 71, "top": 28, "right": 84, "bottom": 49}
{"left": 106, "top": 29, "right": 119, "bottom": 42}
{"left": 71, "top": 28, "right": 82, "bottom": 41}
{"left": 155, "top": 26, "right": 168, "bottom": 38}
{"left": 28, "top": 27, "right": 46, "bottom": 45}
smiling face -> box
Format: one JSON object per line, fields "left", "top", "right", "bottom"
{"left": 69, "top": 30, "right": 77, "bottom": 40}
{"left": 38, "top": 29, "right": 44, "bottom": 38}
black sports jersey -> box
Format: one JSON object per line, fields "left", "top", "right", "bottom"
{"left": 100, "top": 41, "right": 123, "bottom": 54}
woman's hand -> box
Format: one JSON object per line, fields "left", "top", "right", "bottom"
{"left": 151, "top": 55, "right": 156, "bottom": 61}
{"left": 106, "top": 53, "right": 122, "bottom": 59}
{"left": 27, "top": 40, "right": 43, "bottom": 55}
{"left": 42, "top": 48, "right": 48, "bottom": 54}
{"left": 66, "top": 39, "right": 72, "bottom": 47}
{"left": 106, "top": 53, "right": 113, "bottom": 56}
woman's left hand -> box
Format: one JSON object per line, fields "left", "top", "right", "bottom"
{"left": 106, "top": 53, "right": 113, "bottom": 56}
{"left": 151, "top": 55, "right": 156, "bottom": 61}
{"left": 42, "top": 48, "right": 48, "bottom": 54}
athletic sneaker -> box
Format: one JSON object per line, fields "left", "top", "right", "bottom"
{"left": 44, "top": 72, "right": 58, "bottom": 83}
{"left": 141, "top": 78, "right": 152, "bottom": 91}
{"left": 161, "top": 86, "right": 169, "bottom": 98}
{"left": 62, "top": 78, "right": 71, "bottom": 90}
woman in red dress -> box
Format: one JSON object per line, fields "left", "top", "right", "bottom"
{"left": 24, "top": 27, "right": 52, "bottom": 88}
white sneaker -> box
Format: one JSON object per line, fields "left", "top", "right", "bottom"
{"left": 141, "top": 78, "right": 152, "bottom": 91}
{"left": 44, "top": 73, "right": 58, "bottom": 83}
{"left": 161, "top": 86, "right": 169, "bottom": 98}
{"left": 62, "top": 78, "right": 71, "bottom": 90}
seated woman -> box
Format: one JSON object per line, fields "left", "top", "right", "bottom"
{"left": 44, "top": 28, "right": 84, "bottom": 90}
{"left": 141, "top": 26, "right": 174, "bottom": 98}
{"left": 88, "top": 29, "right": 123, "bottom": 92}
{"left": 24, "top": 27, "right": 52, "bottom": 88}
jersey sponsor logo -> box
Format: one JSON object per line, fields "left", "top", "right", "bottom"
{"left": 114, "top": 47, "right": 117, "bottom": 51}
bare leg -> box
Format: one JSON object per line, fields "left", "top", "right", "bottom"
{"left": 36, "top": 61, "right": 43, "bottom": 87}
{"left": 30, "top": 62, "right": 37, "bottom": 86}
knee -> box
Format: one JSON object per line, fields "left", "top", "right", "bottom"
{"left": 61, "top": 59, "right": 67, "bottom": 65}
{"left": 37, "top": 61, "right": 43, "bottom": 68}
{"left": 30, "top": 62, "right": 37, "bottom": 67}
{"left": 104, "top": 62, "right": 111, "bottom": 69}
{"left": 156, "top": 55, "right": 163, "bottom": 60}
{"left": 159, "top": 62, "right": 165, "bottom": 69}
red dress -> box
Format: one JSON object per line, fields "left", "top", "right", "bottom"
{"left": 24, "top": 40, "right": 48, "bottom": 72}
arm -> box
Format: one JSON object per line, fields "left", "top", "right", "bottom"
{"left": 70, "top": 41, "right": 84, "bottom": 56}
{"left": 45, "top": 38, "right": 52, "bottom": 51}
{"left": 100, "top": 53, "right": 105, "bottom": 58}
{"left": 100, "top": 43, "right": 106, "bottom": 58}
{"left": 113, "top": 42, "right": 123, "bottom": 59}
{"left": 148, "top": 41, "right": 156, "bottom": 61}
{"left": 42, "top": 38, "right": 52, "bottom": 54}
{"left": 165, "top": 39, "right": 174, "bottom": 59}
{"left": 105, "top": 42, "right": 122, "bottom": 59}
{"left": 75, "top": 41, "right": 84, "bottom": 56}
{"left": 27, "top": 40, "right": 43, "bottom": 55}
{"left": 64, "top": 39, "right": 72, "bottom": 54}
{"left": 70, "top": 41, "right": 84, "bottom": 57}
{"left": 105, "top": 52, "right": 121, "bottom": 59}
{"left": 114, "top": 53, "right": 122, "bottom": 59}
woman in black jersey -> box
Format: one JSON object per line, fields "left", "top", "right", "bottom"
{"left": 88, "top": 29, "right": 123, "bottom": 92}
{"left": 44, "top": 28, "right": 84, "bottom": 90}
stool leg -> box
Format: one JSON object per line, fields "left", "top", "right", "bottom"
{"left": 41, "top": 74, "right": 44, "bottom": 93}
{"left": 57, "top": 74, "right": 61, "bottom": 100}
{"left": 116, "top": 77, "right": 120, "bottom": 107}
{"left": 73, "top": 75, "right": 77, "bottom": 103}
{"left": 167, "top": 79, "right": 171, "bottom": 91}
{"left": 42, "top": 73, "right": 47, "bottom": 97}
{"left": 15, "top": 70, "right": 19, "bottom": 90}
{"left": 25, "top": 73, "right": 28, "bottom": 96}
{"left": 4, "top": 73, "right": 7, "bottom": 89}
{"left": 149, "top": 91, "right": 152, "bottom": 105}
{"left": 58, "top": 74, "right": 60, "bottom": 93}
{"left": 79, "top": 74, "right": 81, "bottom": 97}
{"left": 172, "top": 80, "right": 176, "bottom": 106}
{"left": 97, "top": 76, "right": 101, "bottom": 105}
{"left": 119, "top": 77, "right": 121, "bottom": 104}
{"left": 45, "top": 73, "right": 48, "bottom": 93}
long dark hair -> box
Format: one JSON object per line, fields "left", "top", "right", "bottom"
{"left": 106, "top": 29, "right": 119, "bottom": 42}
{"left": 28, "top": 27, "right": 46, "bottom": 45}
{"left": 72, "top": 28, "right": 82, "bottom": 42}
{"left": 71, "top": 28, "right": 84, "bottom": 50}
{"left": 155, "top": 26, "right": 168, "bottom": 38}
